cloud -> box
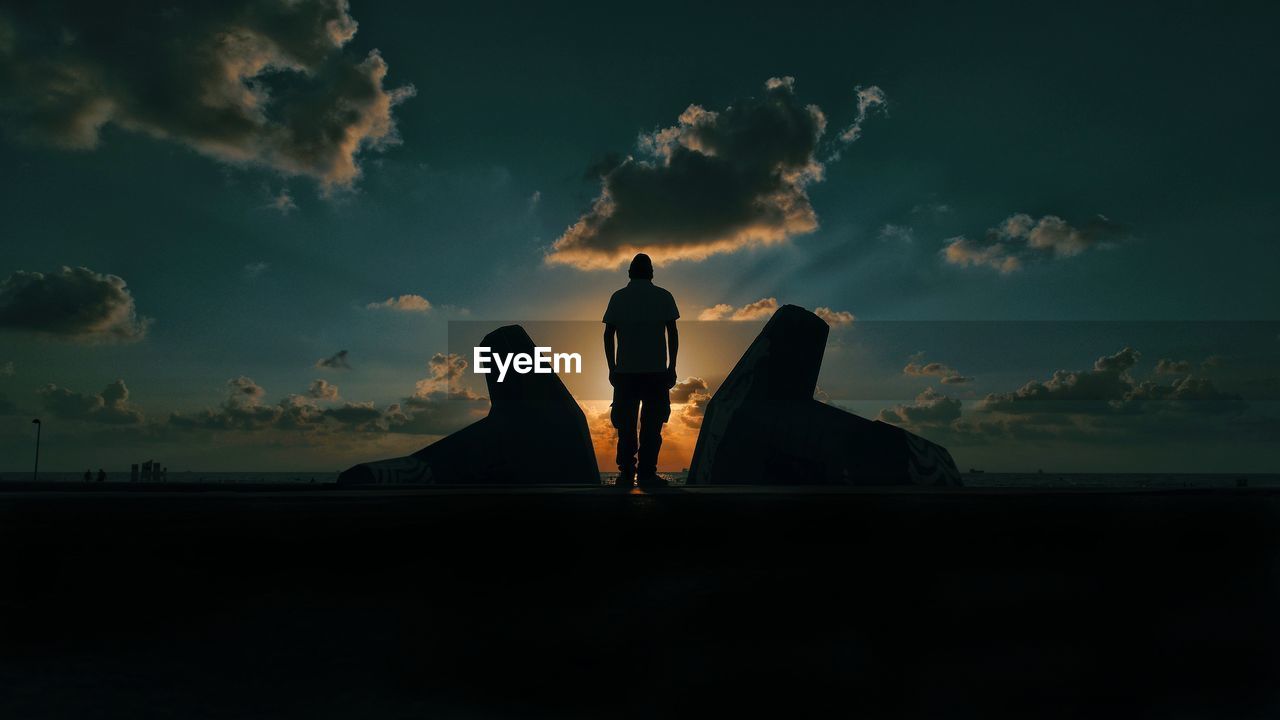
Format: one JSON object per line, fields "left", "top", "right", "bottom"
{"left": 170, "top": 352, "right": 489, "bottom": 436}
{"left": 942, "top": 214, "right": 1124, "bottom": 273}
{"left": 878, "top": 224, "right": 914, "bottom": 243}
{"left": 670, "top": 376, "right": 713, "bottom": 428}
{"left": 382, "top": 395, "right": 487, "bottom": 436}
{"left": 0, "top": 392, "right": 15, "bottom": 415}
{"left": 977, "top": 347, "right": 1141, "bottom": 414}
{"left": 366, "top": 294, "right": 431, "bottom": 312}
{"left": 698, "top": 298, "right": 778, "bottom": 321}
{"left": 307, "top": 378, "right": 339, "bottom": 400}
{"left": 267, "top": 189, "right": 297, "bottom": 215}
{"left": 832, "top": 84, "right": 887, "bottom": 151}
{"left": 1155, "top": 358, "right": 1192, "bottom": 375}
{"left": 1120, "top": 375, "right": 1248, "bottom": 415}
{"left": 170, "top": 377, "right": 328, "bottom": 431}
{"left": 37, "top": 379, "right": 144, "bottom": 424}
{"left": 321, "top": 401, "right": 382, "bottom": 427}
{"left": 941, "top": 236, "right": 1023, "bottom": 274}
{"left": 877, "top": 387, "right": 963, "bottom": 427}
{"left": 697, "top": 298, "right": 853, "bottom": 326}
{"left": 0, "top": 360, "right": 12, "bottom": 376}
{"left": 874, "top": 346, "right": 1260, "bottom": 447}
{"left": 911, "top": 201, "right": 951, "bottom": 216}
{"left": 387, "top": 352, "right": 489, "bottom": 435}
{"left": 315, "top": 349, "right": 351, "bottom": 370}
{"left": 814, "top": 307, "right": 855, "bottom": 326}
{"left": 411, "top": 352, "right": 467, "bottom": 397}
{"left": 976, "top": 347, "right": 1244, "bottom": 417}
{"left": 0, "top": 266, "right": 149, "bottom": 341}
{"left": 242, "top": 261, "right": 269, "bottom": 279}
{"left": 903, "top": 355, "right": 972, "bottom": 384}
{"left": 669, "top": 376, "right": 708, "bottom": 404}
{"left": 0, "top": 0, "right": 414, "bottom": 189}
{"left": 546, "top": 77, "right": 885, "bottom": 269}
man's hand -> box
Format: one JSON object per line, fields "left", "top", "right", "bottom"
{"left": 664, "top": 367, "right": 677, "bottom": 389}
{"left": 609, "top": 370, "right": 619, "bottom": 388}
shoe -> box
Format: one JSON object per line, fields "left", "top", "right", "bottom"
{"left": 614, "top": 468, "right": 636, "bottom": 489}
{"left": 636, "top": 472, "right": 669, "bottom": 489}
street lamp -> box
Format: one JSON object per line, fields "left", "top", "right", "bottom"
{"left": 31, "top": 418, "right": 41, "bottom": 482}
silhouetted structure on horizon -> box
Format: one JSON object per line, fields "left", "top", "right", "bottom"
{"left": 338, "top": 325, "right": 598, "bottom": 485}
{"left": 688, "top": 304, "right": 961, "bottom": 486}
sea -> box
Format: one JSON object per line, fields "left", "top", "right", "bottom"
{"left": 5, "top": 470, "right": 1280, "bottom": 489}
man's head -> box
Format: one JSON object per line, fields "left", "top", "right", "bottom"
{"left": 628, "top": 253, "right": 654, "bottom": 280}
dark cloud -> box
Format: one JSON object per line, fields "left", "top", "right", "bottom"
{"left": 669, "top": 376, "right": 708, "bottom": 404}
{"left": 315, "top": 349, "right": 351, "bottom": 370}
{"left": 170, "top": 377, "right": 382, "bottom": 432}
{"left": 169, "top": 377, "right": 289, "bottom": 431}
{"left": 382, "top": 396, "right": 487, "bottom": 435}
{"left": 655, "top": 376, "right": 714, "bottom": 429}
{"left": 582, "top": 152, "right": 625, "bottom": 181}
{"left": 942, "top": 214, "right": 1125, "bottom": 273}
{"left": 37, "top": 379, "right": 144, "bottom": 424}
{"left": 903, "top": 356, "right": 972, "bottom": 384}
{"left": 977, "top": 347, "right": 1245, "bottom": 417}
{"left": 170, "top": 352, "right": 489, "bottom": 436}
{"left": 1154, "top": 358, "right": 1192, "bottom": 375}
{"left": 0, "top": 266, "right": 149, "bottom": 341}
{"left": 877, "top": 387, "right": 962, "bottom": 427}
{"left": 874, "top": 346, "right": 1258, "bottom": 447}
{"left": 1120, "top": 375, "right": 1247, "bottom": 416}
{"left": 546, "top": 77, "right": 885, "bottom": 269}
{"left": 321, "top": 401, "right": 381, "bottom": 427}
{"left": 0, "top": 0, "right": 414, "bottom": 189}
{"left": 977, "top": 347, "right": 1141, "bottom": 414}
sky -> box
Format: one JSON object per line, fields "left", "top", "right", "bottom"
{"left": 0, "top": 0, "right": 1277, "bottom": 474}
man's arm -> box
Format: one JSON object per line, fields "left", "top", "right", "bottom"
{"left": 665, "top": 320, "right": 679, "bottom": 386}
{"left": 603, "top": 324, "right": 618, "bottom": 384}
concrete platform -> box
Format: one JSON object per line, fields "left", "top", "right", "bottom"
{"left": 1, "top": 487, "right": 1278, "bottom": 718}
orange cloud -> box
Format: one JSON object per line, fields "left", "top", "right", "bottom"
{"left": 699, "top": 299, "right": 854, "bottom": 326}
{"left": 698, "top": 298, "right": 779, "bottom": 321}
{"left": 366, "top": 294, "right": 432, "bottom": 312}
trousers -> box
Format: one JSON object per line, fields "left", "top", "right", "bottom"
{"left": 610, "top": 372, "right": 671, "bottom": 474}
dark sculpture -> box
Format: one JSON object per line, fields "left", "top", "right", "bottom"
{"left": 687, "top": 305, "right": 961, "bottom": 486}
{"left": 338, "top": 325, "right": 599, "bottom": 485}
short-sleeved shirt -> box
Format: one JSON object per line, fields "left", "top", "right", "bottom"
{"left": 603, "top": 279, "right": 680, "bottom": 374}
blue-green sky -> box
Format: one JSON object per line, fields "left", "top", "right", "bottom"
{"left": 0, "top": 0, "right": 1276, "bottom": 473}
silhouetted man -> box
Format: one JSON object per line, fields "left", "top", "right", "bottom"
{"left": 603, "top": 253, "right": 679, "bottom": 489}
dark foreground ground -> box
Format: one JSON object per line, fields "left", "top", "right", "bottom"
{"left": 1, "top": 485, "right": 1278, "bottom": 719}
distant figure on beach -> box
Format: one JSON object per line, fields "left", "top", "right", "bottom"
{"left": 603, "top": 253, "right": 679, "bottom": 489}
{"left": 83, "top": 469, "right": 91, "bottom": 482}
{"left": 97, "top": 468, "right": 106, "bottom": 482}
